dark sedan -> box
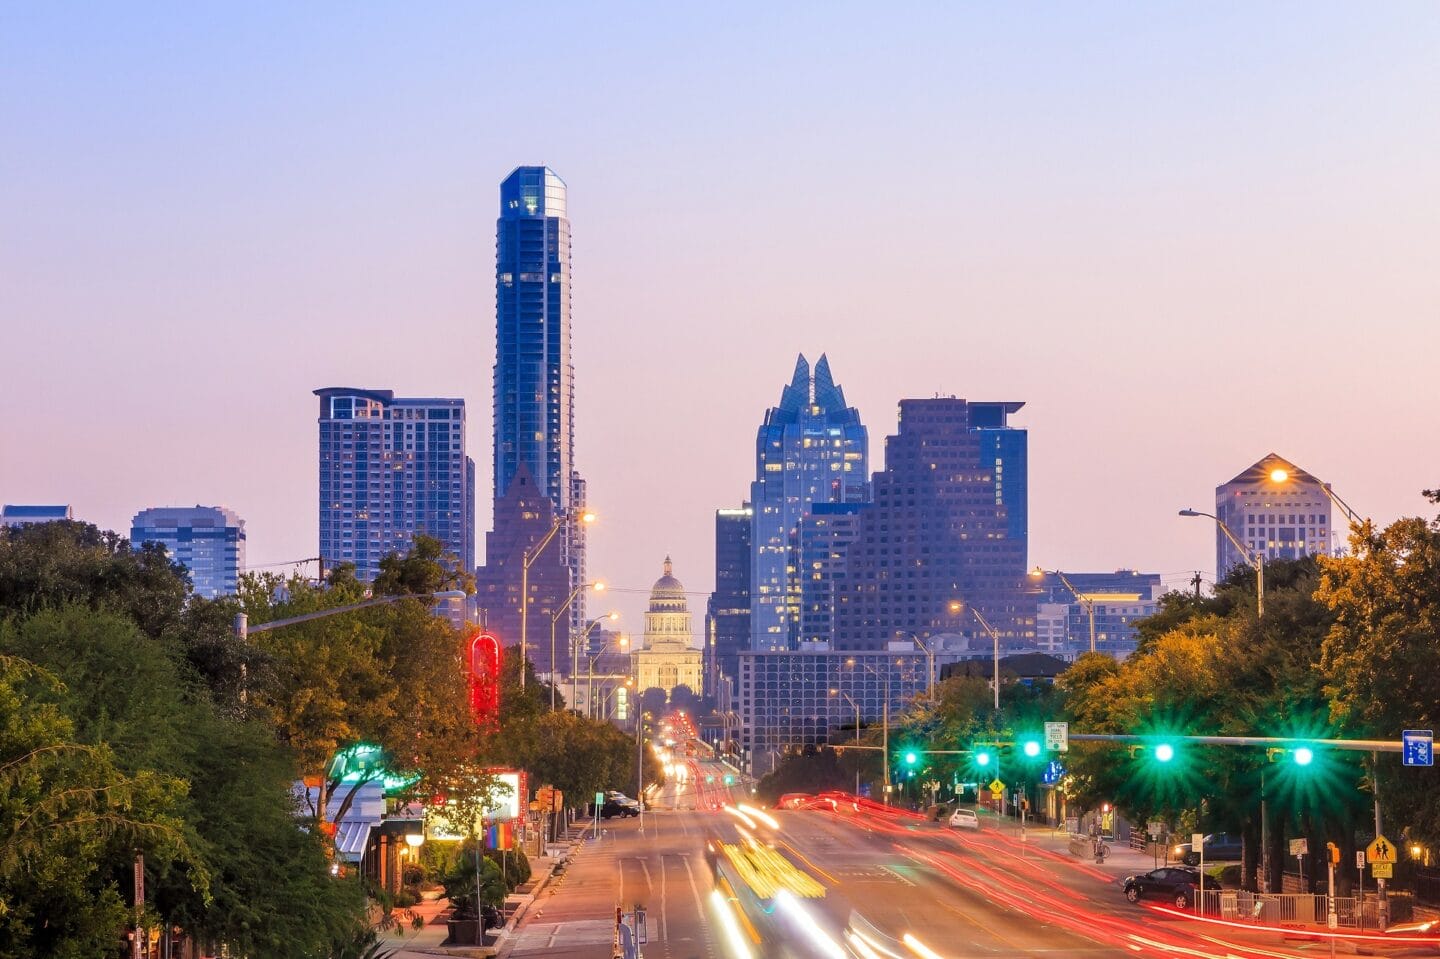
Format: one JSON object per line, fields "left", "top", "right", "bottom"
{"left": 1172, "top": 832, "right": 1243, "bottom": 866}
{"left": 1122, "top": 867, "right": 1202, "bottom": 908}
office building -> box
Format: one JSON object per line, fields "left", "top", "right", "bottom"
{"left": 833, "top": 397, "right": 1031, "bottom": 650}
{"left": 1, "top": 504, "right": 72, "bottom": 528}
{"left": 1214, "top": 453, "right": 1333, "bottom": 580}
{"left": 130, "top": 505, "right": 246, "bottom": 599}
{"left": 634, "top": 558, "right": 703, "bottom": 698}
{"left": 749, "top": 354, "right": 868, "bottom": 651}
{"left": 794, "top": 502, "right": 868, "bottom": 645}
{"left": 315, "top": 388, "right": 475, "bottom": 581}
{"left": 1031, "top": 570, "right": 1162, "bottom": 659}
{"left": 736, "top": 648, "right": 927, "bottom": 777}
{"left": 706, "top": 505, "right": 752, "bottom": 696}
{"left": 485, "top": 165, "right": 589, "bottom": 640}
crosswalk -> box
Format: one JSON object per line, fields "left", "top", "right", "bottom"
{"left": 508, "top": 918, "right": 615, "bottom": 949}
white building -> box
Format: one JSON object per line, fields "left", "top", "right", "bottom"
{"left": 1215, "top": 454, "right": 1333, "bottom": 580}
{"left": 634, "top": 558, "right": 703, "bottom": 698}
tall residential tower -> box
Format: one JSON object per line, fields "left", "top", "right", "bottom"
{"left": 749, "top": 355, "right": 868, "bottom": 651}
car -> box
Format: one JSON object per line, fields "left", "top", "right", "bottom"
{"left": 1173, "top": 832, "right": 1243, "bottom": 866}
{"left": 948, "top": 809, "right": 980, "bottom": 830}
{"left": 599, "top": 799, "right": 640, "bottom": 819}
{"left": 1122, "top": 867, "right": 1202, "bottom": 908}
{"left": 777, "top": 793, "right": 813, "bottom": 810}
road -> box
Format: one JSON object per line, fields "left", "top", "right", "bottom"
{"left": 505, "top": 750, "right": 1371, "bottom": 959}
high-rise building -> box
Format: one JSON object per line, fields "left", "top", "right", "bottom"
{"left": 1214, "top": 454, "right": 1333, "bottom": 580}
{"left": 486, "top": 166, "right": 588, "bottom": 640}
{"left": 1, "top": 504, "right": 72, "bottom": 528}
{"left": 315, "top": 388, "right": 475, "bottom": 581}
{"left": 833, "top": 397, "right": 1030, "bottom": 650}
{"left": 130, "top": 505, "right": 246, "bottom": 599}
{"left": 706, "top": 505, "right": 752, "bottom": 697}
{"left": 749, "top": 354, "right": 868, "bottom": 651}
{"left": 794, "top": 502, "right": 868, "bottom": 645}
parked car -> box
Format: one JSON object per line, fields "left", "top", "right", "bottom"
{"left": 1122, "top": 867, "right": 1202, "bottom": 908}
{"left": 948, "top": 808, "right": 980, "bottom": 830}
{"left": 1172, "top": 832, "right": 1243, "bottom": 866}
{"left": 599, "top": 798, "right": 640, "bottom": 819}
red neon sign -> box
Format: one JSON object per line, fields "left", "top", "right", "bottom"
{"left": 468, "top": 628, "right": 502, "bottom": 729}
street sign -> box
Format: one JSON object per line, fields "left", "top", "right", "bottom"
{"left": 1403, "top": 730, "right": 1434, "bottom": 767}
{"left": 1193, "top": 833, "right": 1205, "bottom": 850}
{"left": 1290, "top": 838, "right": 1308, "bottom": 857}
{"left": 1044, "top": 722, "right": 1070, "bottom": 753}
{"left": 1356, "top": 851, "right": 1366, "bottom": 868}
{"left": 1372, "top": 862, "right": 1394, "bottom": 879}
{"left": 1367, "top": 835, "right": 1398, "bottom": 864}
{"left": 1042, "top": 761, "right": 1066, "bottom": 785}
{"left": 988, "top": 778, "right": 1005, "bottom": 796}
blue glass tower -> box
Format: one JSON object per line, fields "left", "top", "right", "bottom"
{"left": 749, "top": 355, "right": 869, "bottom": 651}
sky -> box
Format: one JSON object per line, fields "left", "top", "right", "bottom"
{"left": 3, "top": 3, "right": 1438, "bottom": 631}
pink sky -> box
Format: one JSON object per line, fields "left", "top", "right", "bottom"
{"left": 3, "top": 4, "right": 1437, "bottom": 630}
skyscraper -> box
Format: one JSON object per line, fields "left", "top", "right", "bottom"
{"left": 1214, "top": 453, "right": 1333, "bottom": 580}
{"left": 487, "top": 166, "right": 588, "bottom": 639}
{"left": 315, "top": 388, "right": 475, "bottom": 581}
{"left": 833, "top": 397, "right": 1030, "bottom": 649}
{"left": 793, "top": 501, "right": 868, "bottom": 645}
{"left": 749, "top": 355, "right": 868, "bottom": 651}
{"left": 706, "top": 505, "right": 752, "bottom": 695}
{"left": 131, "top": 505, "right": 246, "bottom": 599}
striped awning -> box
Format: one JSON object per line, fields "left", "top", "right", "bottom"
{"left": 333, "top": 820, "right": 373, "bottom": 863}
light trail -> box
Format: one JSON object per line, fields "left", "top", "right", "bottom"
{"left": 902, "top": 932, "right": 947, "bottom": 958}
{"left": 708, "top": 888, "right": 756, "bottom": 959}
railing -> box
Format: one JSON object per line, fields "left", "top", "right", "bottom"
{"left": 1195, "top": 890, "right": 1385, "bottom": 929}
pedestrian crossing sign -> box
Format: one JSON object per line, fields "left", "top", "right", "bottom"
{"left": 1366, "top": 835, "right": 1397, "bottom": 864}
{"left": 988, "top": 779, "right": 1005, "bottom": 796}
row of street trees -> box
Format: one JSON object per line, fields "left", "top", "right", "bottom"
{"left": 0, "top": 522, "right": 652, "bottom": 958}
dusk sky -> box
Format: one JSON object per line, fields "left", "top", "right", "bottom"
{"left": 3, "top": 3, "right": 1438, "bottom": 629}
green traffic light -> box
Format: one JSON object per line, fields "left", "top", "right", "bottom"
{"left": 1293, "top": 747, "right": 1314, "bottom": 766}
{"left": 1154, "top": 743, "right": 1175, "bottom": 763}
{"left": 1023, "top": 740, "right": 1041, "bottom": 758}
{"left": 975, "top": 751, "right": 991, "bottom": 767}
{"left": 904, "top": 750, "right": 919, "bottom": 766}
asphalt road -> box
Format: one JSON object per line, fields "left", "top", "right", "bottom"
{"left": 503, "top": 752, "right": 1363, "bottom": 959}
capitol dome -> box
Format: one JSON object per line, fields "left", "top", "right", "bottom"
{"left": 648, "top": 556, "right": 688, "bottom": 612}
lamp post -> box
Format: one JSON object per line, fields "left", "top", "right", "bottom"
{"left": 897, "top": 631, "right": 936, "bottom": 700}
{"left": 950, "top": 600, "right": 1001, "bottom": 710}
{"left": 582, "top": 622, "right": 623, "bottom": 719}
{"left": 829, "top": 688, "right": 862, "bottom": 795}
{"left": 1028, "top": 569, "right": 1097, "bottom": 654}
{"left": 1179, "top": 508, "right": 1263, "bottom": 616}
{"left": 550, "top": 581, "right": 605, "bottom": 709}
{"left": 846, "top": 659, "right": 891, "bottom": 804}
{"left": 520, "top": 509, "right": 596, "bottom": 689}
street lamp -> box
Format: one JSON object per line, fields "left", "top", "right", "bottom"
{"left": 550, "top": 580, "right": 605, "bottom": 709}
{"left": 581, "top": 619, "right": 622, "bottom": 719}
{"left": 951, "top": 600, "right": 1002, "bottom": 710}
{"left": 1179, "top": 508, "right": 1264, "bottom": 616}
{"left": 829, "top": 688, "right": 863, "bottom": 795}
{"left": 1029, "top": 568, "right": 1097, "bottom": 654}
{"left": 896, "top": 630, "right": 936, "bottom": 700}
{"left": 845, "top": 659, "right": 890, "bottom": 804}
{"left": 520, "top": 509, "right": 596, "bottom": 688}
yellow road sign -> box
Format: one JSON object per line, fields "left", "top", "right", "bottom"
{"left": 988, "top": 779, "right": 1006, "bottom": 795}
{"left": 1371, "top": 862, "right": 1394, "bottom": 879}
{"left": 1367, "top": 835, "right": 1398, "bottom": 864}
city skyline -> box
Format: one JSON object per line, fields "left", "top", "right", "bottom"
{"left": 3, "top": 4, "right": 1438, "bottom": 633}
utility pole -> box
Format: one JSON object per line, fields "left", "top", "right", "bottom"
{"left": 1191, "top": 571, "right": 1202, "bottom": 599}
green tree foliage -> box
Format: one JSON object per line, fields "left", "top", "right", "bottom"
{"left": 755, "top": 748, "right": 853, "bottom": 804}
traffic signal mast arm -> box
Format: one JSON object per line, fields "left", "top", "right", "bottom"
{"left": 1068, "top": 733, "right": 1405, "bottom": 753}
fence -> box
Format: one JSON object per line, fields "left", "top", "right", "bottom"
{"left": 1195, "top": 890, "right": 1388, "bottom": 929}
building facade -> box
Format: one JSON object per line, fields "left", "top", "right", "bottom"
{"left": 1031, "top": 570, "right": 1162, "bottom": 659}
{"left": 794, "top": 502, "right": 868, "bottom": 645}
{"left": 736, "top": 648, "right": 927, "bottom": 777}
{"left": 706, "top": 505, "right": 752, "bottom": 697}
{"left": 832, "top": 397, "right": 1032, "bottom": 651}
{"left": 1, "top": 505, "right": 72, "bottom": 528}
{"left": 1214, "top": 453, "right": 1333, "bottom": 580}
{"left": 749, "top": 354, "right": 868, "bottom": 651}
{"left": 315, "top": 388, "right": 474, "bottom": 581}
{"left": 131, "top": 505, "right": 246, "bottom": 599}
{"left": 634, "top": 558, "right": 703, "bottom": 698}
{"left": 487, "top": 166, "right": 588, "bottom": 638}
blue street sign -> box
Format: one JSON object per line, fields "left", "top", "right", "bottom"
{"left": 1403, "top": 730, "right": 1433, "bottom": 767}
{"left": 1042, "top": 760, "right": 1066, "bottom": 785}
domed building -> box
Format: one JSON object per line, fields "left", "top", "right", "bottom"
{"left": 634, "top": 557, "right": 704, "bottom": 698}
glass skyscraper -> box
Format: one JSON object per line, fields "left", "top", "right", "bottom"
{"left": 490, "top": 166, "right": 587, "bottom": 636}
{"left": 315, "top": 388, "right": 475, "bottom": 581}
{"left": 131, "top": 505, "right": 246, "bottom": 599}
{"left": 749, "top": 354, "right": 868, "bottom": 651}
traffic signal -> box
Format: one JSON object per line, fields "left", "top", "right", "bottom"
{"left": 1153, "top": 743, "right": 1176, "bottom": 763}
{"left": 1327, "top": 842, "right": 1340, "bottom": 865}
{"left": 1293, "top": 747, "right": 1314, "bottom": 766}
{"left": 1022, "top": 738, "right": 1042, "bottom": 758}
{"left": 974, "top": 750, "right": 992, "bottom": 767}
{"left": 903, "top": 750, "right": 920, "bottom": 767}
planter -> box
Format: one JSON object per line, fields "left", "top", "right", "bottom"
{"left": 445, "top": 919, "right": 481, "bottom": 945}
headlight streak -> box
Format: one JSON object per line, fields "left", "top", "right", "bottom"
{"left": 774, "top": 889, "right": 846, "bottom": 959}
{"left": 901, "top": 932, "right": 946, "bottom": 958}
{"left": 737, "top": 803, "right": 779, "bottom": 829}
{"left": 708, "top": 888, "right": 756, "bottom": 959}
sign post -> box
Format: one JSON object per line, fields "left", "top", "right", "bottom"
{"left": 1357, "top": 851, "right": 1366, "bottom": 930}
{"left": 1194, "top": 833, "right": 1205, "bottom": 915}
